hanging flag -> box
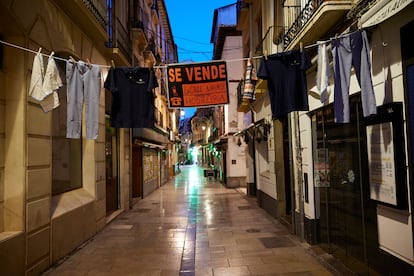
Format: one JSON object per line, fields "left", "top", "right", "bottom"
{"left": 167, "top": 61, "right": 229, "bottom": 108}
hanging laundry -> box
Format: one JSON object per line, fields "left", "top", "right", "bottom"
{"left": 39, "top": 92, "right": 60, "bottom": 113}
{"left": 242, "top": 57, "right": 258, "bottom": 101}
{"left": 311, "top": 41, "right": 331, "bottom": 103}
{"left": 66, "top": 60, "right": 101, "bottom": 140}
{"left": 104, "top": 67, "right": 158, "bottom": 128}
{"left": 40, "top": 53, "right": 62, "bottom": 112}
{"left": 29, "top": 51, "right": 62, "bottom": 112}
{"left": 331, "top": 29, "right": 376, "bottom": 123}
{"left": 257, "top": 50, "right": 311, "bottom": 119}
{"left": 29, "top": 50, "right": 45, "bottom": 101}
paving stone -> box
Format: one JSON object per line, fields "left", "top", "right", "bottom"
{"left": 42, "top": 166, "right": 337, "bottom": 276}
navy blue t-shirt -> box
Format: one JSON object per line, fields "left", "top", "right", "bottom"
{"left": 257, "top": 50, "right": 311, "bottom": 119}
{"left": 104, "top": 67, "right": 158, "bottom": 128}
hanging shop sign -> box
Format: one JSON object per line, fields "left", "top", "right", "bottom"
{"left": 167, "top": 61, "right": 229, "bottom": 108}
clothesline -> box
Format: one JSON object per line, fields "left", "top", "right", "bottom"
{"left": 0, "top": 29, "right": 358, "bottom": 68}
{"left": 0, "top": 39, "right": 324, "bottom": 69}
{"left": 0, "top": 39, "right": 113, "bottom": 68}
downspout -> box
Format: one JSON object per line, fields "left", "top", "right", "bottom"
{"left": 294, "top": 111, "right": 305, "bottom": 241}
{"left": 288, "top": 114, "right": 296, "bottom": 234}
{"left": 248, "top": 3, "right": 258, "bottom": 195}
{"left": 247, "top": 4, "right": 257, "bottom": 198}
{"left": 129, "top": 130, "right": 133, "bottom": 209}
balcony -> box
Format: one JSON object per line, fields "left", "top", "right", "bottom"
{"left": 277, "top": 0, "right": 353, "bottom": 50}
{"left": 107, "top": 17, "right": 132, "bottom": 66}
{"left": 131, "top": 20, "right": 148, "bottom": 54}
{"left": 143, "top": 39, "right": 160, "bottom": 67}
{"left": 53, "top": 0, "right": 108, "bottom": 52}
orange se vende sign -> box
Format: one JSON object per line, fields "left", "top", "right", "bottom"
{"left": 167, "top": 61, "right": 229, "bottom": 108}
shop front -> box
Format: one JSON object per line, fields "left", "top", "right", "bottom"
{"left": 311, "top": 96, "right": 380, "bottom": 273}
{"left": 132, "top": 128, "right": 169, "bottom": 199}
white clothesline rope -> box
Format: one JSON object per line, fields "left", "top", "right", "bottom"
{"left": 0, "top": 39, "right": 292, "bottom": 69}
{"left": 0, "top": 39, "right": 113, "bottom": 68}
{"left": 1, "top": 35, "right": 345, "bottom": 69}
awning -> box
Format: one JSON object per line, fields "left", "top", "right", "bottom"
{"left": 361, "top": 0, "right": 413, "bottom": 27}
{"left": 133, "top": 139, "right": 166, "bottom": 150}
{"left": 233, "top": 119, "right": 270, "bottom": 137}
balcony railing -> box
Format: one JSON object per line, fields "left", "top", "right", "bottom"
{"left": 82, "top": 0, "right": 107, "bottom": 30}
{"left": 53, "top": 0, "right": 109, "bottom": 48}
{"left": 107, "top": 17, "right": 132, "bottom": 61}
{"left": 277, "top": 0, "right": 323, "bottom": 49}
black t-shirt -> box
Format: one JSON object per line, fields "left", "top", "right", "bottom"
{"left": 257, "top": 50, "right": 311, "bottom": 119}
{"left": 104, "top": 67, "right": 158, "bottom": 128}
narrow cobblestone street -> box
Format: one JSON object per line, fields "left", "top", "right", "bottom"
{"left": 43, "top": 165, "right": 337, "bottom": 275}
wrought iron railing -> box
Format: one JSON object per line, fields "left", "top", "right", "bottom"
{"left": 277, "top": 0, "right": 324, "bottom": 49}
{"left": 82, "top": 0, "right": 107, "bottom": 30}
{"left": 107, "top": 17, "right": 132, "bottom": 60}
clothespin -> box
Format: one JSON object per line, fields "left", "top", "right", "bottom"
{"left": 49, "top": 51, "right": 54, "bottom": 58}
{"left": 357, "top": 19, "right": 362, "bottom": 30}
{"left": 264, "top": 50, "right": 268, "bottom": 60}
{"left": 111, "top": 60, "right": 115, "bottom": 68}
{"left": 69, "top": 56, "right": 77, "bottom": 63}
{"left": 37, "top": 47, "right": 42, "bottom": 55}
{"left": 300, "top": 42, "right": 303, "bottom": 52}
{"left": 249, "top": 51, "right": 252, "bottom": 59}
{"left": 86, "top": 58, "right": 91, "bottom": 67}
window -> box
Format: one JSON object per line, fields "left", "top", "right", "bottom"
{"left": 51, "top": 58, "right": 82, "bottom": 195}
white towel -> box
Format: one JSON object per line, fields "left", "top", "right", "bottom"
{"left": 28, "top": 52, "right": 45, "bottom": 101}
{"left": 42, "top": 55, "right": 63, "bottom": 98}
{"left": 311, "top": 42, "right": 331, "bottom": 103}
{"left": 42, "top": 55, "right": 63, "bottom": 112}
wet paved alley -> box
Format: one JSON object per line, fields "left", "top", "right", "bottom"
{"left": 43, "top": 165, "right": 339, "bottom": 276}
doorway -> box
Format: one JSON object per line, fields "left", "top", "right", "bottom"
{"left": 312, "top": 97, "right": 378, "bottom": 274}
{"left": 132, "top": 145, "right": 143, "bottom": 198}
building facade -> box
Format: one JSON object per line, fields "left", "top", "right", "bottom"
{"left": 236, "top": 0, "right": 414, "bottom": 274}
{"left": 0, "top": 0, "right": 177, "bottom": 274}
{"left": 211, "top": 3, "right": 247, "bottom": 188}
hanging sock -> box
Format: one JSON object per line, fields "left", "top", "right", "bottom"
{"left": 311, "top": 41, "right": 331, "bottom": 103}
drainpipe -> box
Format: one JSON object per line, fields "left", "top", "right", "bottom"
{"left": 288, "top": 114, "right": 296, "bottom": 234}
{"left": 129, "top": 130, "right": 133, "bottom": 209}
{"left": 249, "top": 4, "right": 258, "bottom": 197}
{"left": 294, "top": 111, "right": 305, "bottom": 241}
